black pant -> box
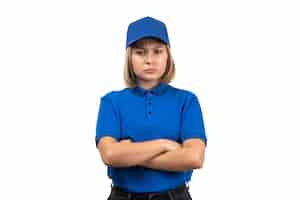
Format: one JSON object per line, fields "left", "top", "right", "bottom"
{"left": 107, "top": 184, "right": 192, "bottom": 200}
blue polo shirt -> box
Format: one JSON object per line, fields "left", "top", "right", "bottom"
{"left": 95, "top": 82, "right": 207, "bottom": 192}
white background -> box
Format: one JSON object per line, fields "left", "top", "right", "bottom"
{"left": 1, "top": 0, "right": 299, "bottom": 199}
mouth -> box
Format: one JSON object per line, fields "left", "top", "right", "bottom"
{"left": 144, "top": 69, "right": 156, "bottom": 73}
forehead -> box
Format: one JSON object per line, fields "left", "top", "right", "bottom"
{"left": 131, "top": 37, "right": 165, "bottom": 49}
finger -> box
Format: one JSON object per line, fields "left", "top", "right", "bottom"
{"left": 120, "top": 139, "right": 131, "bottom": 143}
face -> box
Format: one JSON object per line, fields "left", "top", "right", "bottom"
{"left": 131, "top": 38, "right": 168, "bottom": 86}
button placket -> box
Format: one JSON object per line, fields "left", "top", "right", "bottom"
{"left": 146, "top": 92, "right": 153, "bottom": 117}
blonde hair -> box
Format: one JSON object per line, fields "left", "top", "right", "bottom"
{"left": 123, "top": 44, "right": 176, "bottom": 88}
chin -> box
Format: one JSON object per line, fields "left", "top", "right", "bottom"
{"left": 140, "top": 76, "right": 159, "bottom": 82}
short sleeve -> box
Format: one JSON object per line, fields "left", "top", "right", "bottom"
{"left": 180, "top": 93, "right": 207, "bottom": 146}
{"left": 95, "top": 95, "right": 121, "bottom": 147}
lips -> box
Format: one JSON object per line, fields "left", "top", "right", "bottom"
{"left": 144, "top": 69, "right": 156, "bottom": 73}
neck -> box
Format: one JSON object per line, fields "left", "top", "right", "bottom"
{"left": 137, "top": 80, "right": 160, "bottom": 90}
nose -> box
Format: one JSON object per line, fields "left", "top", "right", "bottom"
{"left": 144, "top": 52, "right": 154, "bottom": 64}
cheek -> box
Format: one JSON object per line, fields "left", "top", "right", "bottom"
{"left": 158, "top": 56, "right": 168, "bottom": 68}
{"left": 131, "top": 56, "right": 141, "bottom": 66}
{"left": 131, "top": 57, "right": 143, "bottom": 73}
{"left": 132, "top": 55, "right": 143, "bottom": 63}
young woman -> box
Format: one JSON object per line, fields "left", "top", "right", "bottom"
{"left": 96, "top": 16, "right": 207, "bottom": 200}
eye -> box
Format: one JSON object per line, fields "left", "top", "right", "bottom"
{"left": 154, "top": 49, "right": 163, "bottom": 54}
{"left": 135, "top": 50, "right": 144, "bottom": 55}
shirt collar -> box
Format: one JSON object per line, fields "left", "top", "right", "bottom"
{"left": 132, "top": 82, "right": 169, "bottom": 96}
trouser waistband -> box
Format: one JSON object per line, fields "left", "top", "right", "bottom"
{"left": 110, "top": 183, "right": 189, "bottom": 200}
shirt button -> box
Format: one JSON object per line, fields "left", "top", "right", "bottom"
{"left": 148, "top": 111, "right": 151, "bottom": 115}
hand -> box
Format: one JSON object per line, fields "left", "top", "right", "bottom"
{"left": 159, "top": 139, "right": 182, "bottom": 152}
{"left": 120, "top": 138, "right": 132, "bottom": 143}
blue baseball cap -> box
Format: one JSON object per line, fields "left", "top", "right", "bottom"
{"left": 126, "top": 16, "right": 170, "bottom": 48}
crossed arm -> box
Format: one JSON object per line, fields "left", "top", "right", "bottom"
{"left": 97, "top": 137, "right": 206, "bottom": 172}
